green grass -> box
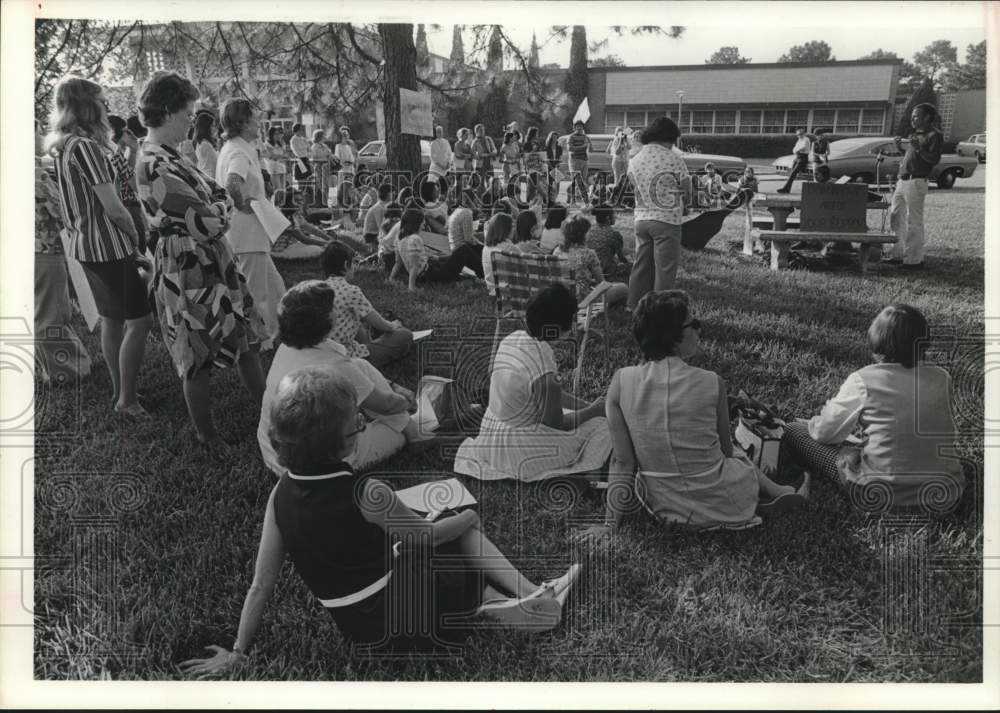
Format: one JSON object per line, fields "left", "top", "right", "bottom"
{"left": 34, "top": 179, "right": 985, "bottom": 681}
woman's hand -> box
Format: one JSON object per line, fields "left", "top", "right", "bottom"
{"left": 391, "top": 383, "right": 417, "bottom": 412}
{"left": 134, "top": 253, "right": 153, "bottom": 272}
{"left": 179, "top": 645, "right": 244, "bottom": 678}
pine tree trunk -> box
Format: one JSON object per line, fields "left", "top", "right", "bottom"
{"left": 379, "top": 23, "right": 422, "bottom": 177}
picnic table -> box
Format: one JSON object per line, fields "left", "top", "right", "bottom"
{"left": 745, "top": 192, "right": 895, "bottom": 272}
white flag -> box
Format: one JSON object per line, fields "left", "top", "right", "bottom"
{"left": 573, "top": 97, "right": 591, "bottom": 125}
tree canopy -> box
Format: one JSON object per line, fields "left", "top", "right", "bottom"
{"left": 705, "top": 46, "right": 750, "bottom": 65}
{"left": 777, "top": 40, "right": 835, "bottom": 63}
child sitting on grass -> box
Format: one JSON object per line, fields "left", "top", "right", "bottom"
{"left": 585, "top": 204, "right": 630, "bottom": 276}
{"left": 782, "top": 304, "right": 965, "bottom": 514}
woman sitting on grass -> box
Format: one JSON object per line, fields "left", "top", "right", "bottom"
{"left": 185, "top": 366, "right": 582, "bottom": 674}
{"left": 580, "top": 290, "right": 808, "bottom": 536}
{"left": 539, "top": 203, "right": 568, "bottom": 253}
{"left": 321, "top": 241, "right": 413, "bottom": 367}
{"left": 482, "top": 213, "right": 516, "bottom": 297}
{"left": 391, "top": 208, "right": 484, "bottom": 291}
{"left": 257, "top": 280, "right": 421, "bottom": 476}
{"left": 454, "top": 283, "right": 611, "bottom": 482}
{"left": 782, "top": 304, "right": 965, "bottom": 514}
{"left": 513, "top": 211, "right": 545, "bottom": 255}
{"left": 553, "top": 215, "right": 628, "bottom": 309}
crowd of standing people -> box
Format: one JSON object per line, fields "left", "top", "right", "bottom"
{"left": 36, "top": 69, "right": 965, "bottom": 670}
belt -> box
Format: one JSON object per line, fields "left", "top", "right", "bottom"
{"left": 898, "top": 174, "right": 927, "bottom": 181}
{"left": 317, "top": 542, "right": 401, "bottom": 609}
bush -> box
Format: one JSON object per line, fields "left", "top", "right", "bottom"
{"left": 676, "top": 133, "right": 884, "bottom": 159}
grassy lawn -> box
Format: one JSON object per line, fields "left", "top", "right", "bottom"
{"left": 34, "top": 175, "right": 984, "bottom": 681}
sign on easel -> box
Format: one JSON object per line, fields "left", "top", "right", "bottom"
{"left": 800, "top": 182, "right": 868, "bottom": 233}
{"left": 399, "top": 89, "right": 433, "bottom": 137}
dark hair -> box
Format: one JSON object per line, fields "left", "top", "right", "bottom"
{"left": 137, "top": 71, "right": 199, "bottom": 128}
{"left": 419, "top": 177, "right": 441, "bottom": 204}
{"left": 814, "top": 164, "right": 831, "bottom": 182}
{"left": 320, "top": 241, "right": 356, "bottom": 277}
{"left": 515, "top": 210, "right": 538, "bottom": 242}
{"left": 126, "top": 115, "right": 147, "bottom": 138}
{"left": 867, "top": 304, "right": 928, "bottom": 368}
{"left": 108, "top": 114, "right": 126, "bottom": 143}
{"left": 913, "top": 103, "right": 937, "bottom": 121}
{"left": 377, "top": 183, "right": 394, "bottom": 201}
{"left": 525, "top": 283, "right": 578, "bottom": 340}
{"left": 396, "top": 186, "right": 413, "bottom": 205}
{"left": 193, "top": 112, "right": 215, "bottom": 147}
{"left": 384, "top": 201, "right": 403, "bottom": 221}
{"left": 632, "top": 290, "right": 690, "bottom": 360}
{"left": 485, "top": 213, "right": 514, "bottom": 247}
{"left": 268, "top": 366, "right": 357, "bottom": 474}
{"left": 276, "top": 280, "right": 336, "bottom": 349}
{"left": 592, "top": 204, "right": 613, "bottom": 226}
{"left": 545, "top": 131, "right": 559, "bottom": 150}
{"left": 642, "top": 117, "right": 680, "bottom": 145}
{"left": 491, "top": 198, "right": 513, "bottom": 217}
{"left": 267, "top": 126, "right": 284, "bottom": 145}
{"left": 291, "top": 122, "right": 304, "bottom": 135}
{"left": 525, "top": 126, "right": 538, "bottom": 143}
{"left": 573, "top": 120, "right": 585, "bottom": 129}
{"left": 503, "top": 131, "right": 514, "bottom": 145}
{"left": 220, "top": 99, "right": 254, "bottom": 141}
{"left": 561, "top": 215, "right": 590, "bottom": 249}
{"left": 544, "top": 203, "right": 568, "bottom": 230}
{"left": 814, "top": 127, "right": 828, "bottom": 136}
{"left": 400, "top": 208, "right": 425, "bottom": 237}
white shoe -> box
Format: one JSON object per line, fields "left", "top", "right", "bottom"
{"left": 538, "top": 563, "right": 583, "bottom": 606}
{"left": 477, "top": 594, "right": 562, "bottom": 631}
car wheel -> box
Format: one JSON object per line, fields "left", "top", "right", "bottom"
{"left": 936, "top": 170, "right": 957, "bottom": 189}
{"left": 974, "top": 151, "right": 981, "bottom": 163}
{"left": 851, "top": 172, "right": 874, "bottom": 184}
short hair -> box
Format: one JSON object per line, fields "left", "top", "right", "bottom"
{"left": 867, "top": 304, "right": 928, "bottom": 368}
{"left": 814, "top": 164, "right": 831, "bottom": 182}
{"left": 312, "top": 129, "right": 325, "bottom": 143}
{"left": 503, "top": 131, "right": 514, "bottom": 145}
{"left": 384, "top": 201, "right": 403, "bottom": 221}
{"left": 515, "top": 210, "right": 538, "bottom": 242}
{"left": 276, "top": 280, "right": 336, "bottom": 350}
{"left": 642, "top": 117, "right": 681, "bottom": 145}
{"left": 457, "top": 127, "right": 469, "bottom": 139}
{"left": 400, "top": 207, "right": 425, "bottom": 236}
{"left": 795, "top": 127, "right": 806, "bottom": 134}
{"left": 377, "top": 183, "right": 394, "bottom": 201}
{"left": 704, "top": 162, "right": 715, "bottom": 171}
{"left": 126, "top": 115, "right": 147, "bottom": 138}
{"left": 320, "top": 240, "right": 356, "bottom": 277}
{"left": 525, "top": 283, "right": 578, "bottom": 340}
{"left": 485, "top": 213, "right": 514, "bottom": 246}
{"left": 137, "top": 71, "right": 199, "bottom": 129}
{"left": 632, "top": 290, "right": 690, "bottom": 360}
{"left": 544, "top": 203, "right": 568, "bottom": 230}
{"left": 220, "top": 99, "right": 254, "bottom": 141}
{"left": 561, "top": 215, "right": 591, "bottom": 248}
{"left": 339, "top": 125, "right": 350, "bottom": 134}
{"left": 814, "top": 127, "right": 828, "bottom": 136}
{"left": 573, "top": 120, "right": 585, "bottom": 128}
{"left": 268, "top": 366, "right": 358, "bottom": 474}
{"left": 108, "top": 114, "right": 126, "bottom": 143}
{"left": 291, "top": 122, "right": 304, "bottom": 135}
{"left": 592, "top": 204, "right": 613, "bottom": 226}
{"left": 913, "top": 103, "right": 937, "bottom": 120}
{"left": 418, "top": 177, "right": 441, "bottom": 204}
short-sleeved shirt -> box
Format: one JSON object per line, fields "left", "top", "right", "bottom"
{"left": 53, "top": 136, "right": 134, "bottom": 263}
{"left": 585, "top": 224, "right": 625, "bottom": 274}
{"left": 553, "top": 244, "right": 603, "bottom": 298}
{"left": 326, "top": 275, "right": 375, "bottom": 358}
{"left": 396, "top": 233, "right": 429, "bottom": 276}
{"left": 363, "top": 199, "right": 387, "bottom": 237}
{"left": 901, "top": 129, "right": 943, "bottom": 178}
{"left": 628, "top": 143, "right": 690, "bottom": 225}
{"left": 35, "top": 158, "right": 65, "bottom": 255}
{"left": 488, "top": 330, "right": 557, "bottom": 426}
{"left": 216, "top": 136, "right": 270, "bottom": 253}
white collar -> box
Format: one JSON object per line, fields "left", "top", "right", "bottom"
{"left": 286, "top": 469, "right": 352, "bottom": 481}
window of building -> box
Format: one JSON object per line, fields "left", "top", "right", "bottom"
{"left": 605, "top": 110, "right": 626, "bottom": 135}
{"left": 690, "top": 110, "right": 714, "bottom": 134}
{"left": 738, "top": 110, "right": 761, "bottom": 134}
{"left": 812, "top": 109, "right": 836, "bottom": 133}
{"left": 144, "top": 50, "right": 166, "bottom": 73}
{"left": 625, "top": 110, "right": 648, "bottom": 129}
{"left": 762, "top": 110, "right": 785, "bottom": 134}
{"left": 836, "top": 109, "right": 860, "bottom": 134}
{"left": 859, "top": 108, "right": 884, "bottom": 135}
{"left": 714, "top": 111, "right": 736, "bottom": 133}
{"left": 785, "top": 110, "right": 809, "bottom": 133}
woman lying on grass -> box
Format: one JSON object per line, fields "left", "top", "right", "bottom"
{"left": 782, "top": 304, "right": 965, "bottom": 515}
{"left": 579, "top": 290, "right": 808, "bottom": 536}
{"left": 183, "top": 366, "right": 582, "bottom": 675}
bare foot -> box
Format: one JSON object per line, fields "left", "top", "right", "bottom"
{"left": 114, "top": 402, "right": 150, "bottom": 419}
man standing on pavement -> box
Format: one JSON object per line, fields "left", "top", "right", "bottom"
{"left": 776, "top": 127, "right": 814, "bottom": 194}
{"left": 886, "top": 103, "right": 942, "bottom": 271}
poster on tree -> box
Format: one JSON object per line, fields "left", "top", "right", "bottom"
{"left": 399, "top": 88, "right": 433, "bottom": 137}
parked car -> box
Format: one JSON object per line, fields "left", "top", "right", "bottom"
{"left": 557, "top": 134, "right": 747, "bottom": 181}
{"left": 355, "top": 139, "right": 432, "bottom": 173}
{"left": 772, "top": 137, "right": 978, "bottom": 189}
{"left": 955, "top": 133, "right": 987, "bottom": 163}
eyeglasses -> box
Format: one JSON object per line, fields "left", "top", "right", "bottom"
{"left": 345, "top": 412, "right": 366, "bottom": 438}
{"left": 683, "top": 318, "right": 701, "bottom": 331}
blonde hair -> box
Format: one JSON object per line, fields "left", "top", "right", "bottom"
{"left": 44, "top": 75, "right": 113, "bottom": 154}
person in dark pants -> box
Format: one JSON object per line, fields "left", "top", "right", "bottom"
{"left": 776, "top": 127, "right": 815, "bottom": 194}
{"left": 391, "top": 208, "right": 485, "bottom": 290}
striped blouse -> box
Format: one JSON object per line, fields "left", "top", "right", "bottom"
{"left": 53, "top": 135, "right": 134, "bottom": 263}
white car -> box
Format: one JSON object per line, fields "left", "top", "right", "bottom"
{"left": 955, "top": 133, "right": 986, "bottom": 163}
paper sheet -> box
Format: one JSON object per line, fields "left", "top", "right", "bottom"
{"left": 395, "top": 478, "right": 477, "bottom": 516}
{"left": 251, "top": 199, "right": 291, "bottom": 244}
{"left": 415, "top": 392, "right": 439, "bottom": 433}
{"left": 412, "top": 329, "right": 433, "bottom": 342}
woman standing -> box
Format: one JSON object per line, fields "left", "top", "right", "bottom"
{"left": 333, "top": 127, "right": 357, "bottom": 185}
{"left": 452, "top": 127, "right": 473, "bottom": 173}
{"left": 46, "top": 75, "right": 153, "bottom": 417}
{"left": 215, "top": 99, "right": 287, "bottom": 347}
{"left": 544, "top": 131, "right": 563, "bottom": 202}
{"left": 309, "top": 130, "right": 334, "bottom": 202}
{"left": 192, "top": 111, "right": 218, "bottom": 178}
{"left": 608, "top": 126, "right": 630, "bottom": 186}
{"left": 429, "top": 125, "right": 453, "bottom": 179}
{"left": 626, "top": 117, "right": 692, "bottom": 309}
{"left": 262, "top": 126, "right": 288, "bottom": 195}
{"left": 288, "top": 123, "right": 312, "bottom": 189}
{"left": 471, "top": 124, "right": 497, "bottom": 184}
{"left": 135, "top": 72, "right": 267, "bottom": 450}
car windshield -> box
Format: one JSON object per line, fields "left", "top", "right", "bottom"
{"left": 359, "top": 142, "right": 382, "bottom": 156}
{"left": 828, "top": 138, "right": 879, "bottom": 157}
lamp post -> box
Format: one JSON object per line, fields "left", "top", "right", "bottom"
{"left": 676, "top": 90, "right": 685, "bottom": 131}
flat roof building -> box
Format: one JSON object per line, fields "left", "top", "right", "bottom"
{"left": 586, "top": 59, "right": 902, "bottom": 136}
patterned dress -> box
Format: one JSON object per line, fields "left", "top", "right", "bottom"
{"left": 136, "top": 142, "right": 266, "bottom": 378}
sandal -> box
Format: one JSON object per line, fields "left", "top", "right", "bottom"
{"left": 477, "top": 594, "right": 562, "bottom": 631}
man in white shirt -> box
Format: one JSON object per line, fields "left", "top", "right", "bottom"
{"left": 429, "top": 125, "right": 453, "bottom": 178}
{"left": 776, "top": 127, "right": 815, "bottom": 194}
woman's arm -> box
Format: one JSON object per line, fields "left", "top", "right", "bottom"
{"left": 363, "top": 309, "right": 401, "bottom": 335}
{"left": 604, "top": 371, "right": 639, "bottom": 528}
{"left": 361, "top": 387, "right": 409, "bottom": 416}
{"left": 716, "top": 375, "right": 735, "bottom": 458}
{"left": 808, "top": 372, "right": 866, "bottom": 444}
{"left": 537, "top": 373, "right": 602, "bottom": 430}
{"left": 360, "top": 479, "right": 479, "bottom": 547}
{"left": 92, "top": 183, "right": 140, "bottom": 248}
{"left": 407, "top": 262, "right": 419, "bottom": 291}
{"left": 179, "top": 488, "right": 285, "bottom": 677}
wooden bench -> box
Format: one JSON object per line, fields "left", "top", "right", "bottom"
{"left": 752, "top": 215, "right": 801, "bottom": 230}
{"left": 758, "top": 230, "right": 897, "bottom": 272}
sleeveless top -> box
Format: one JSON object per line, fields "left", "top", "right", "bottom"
{"left": 272, "top": 464, "right": 391, "bottom": 604}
